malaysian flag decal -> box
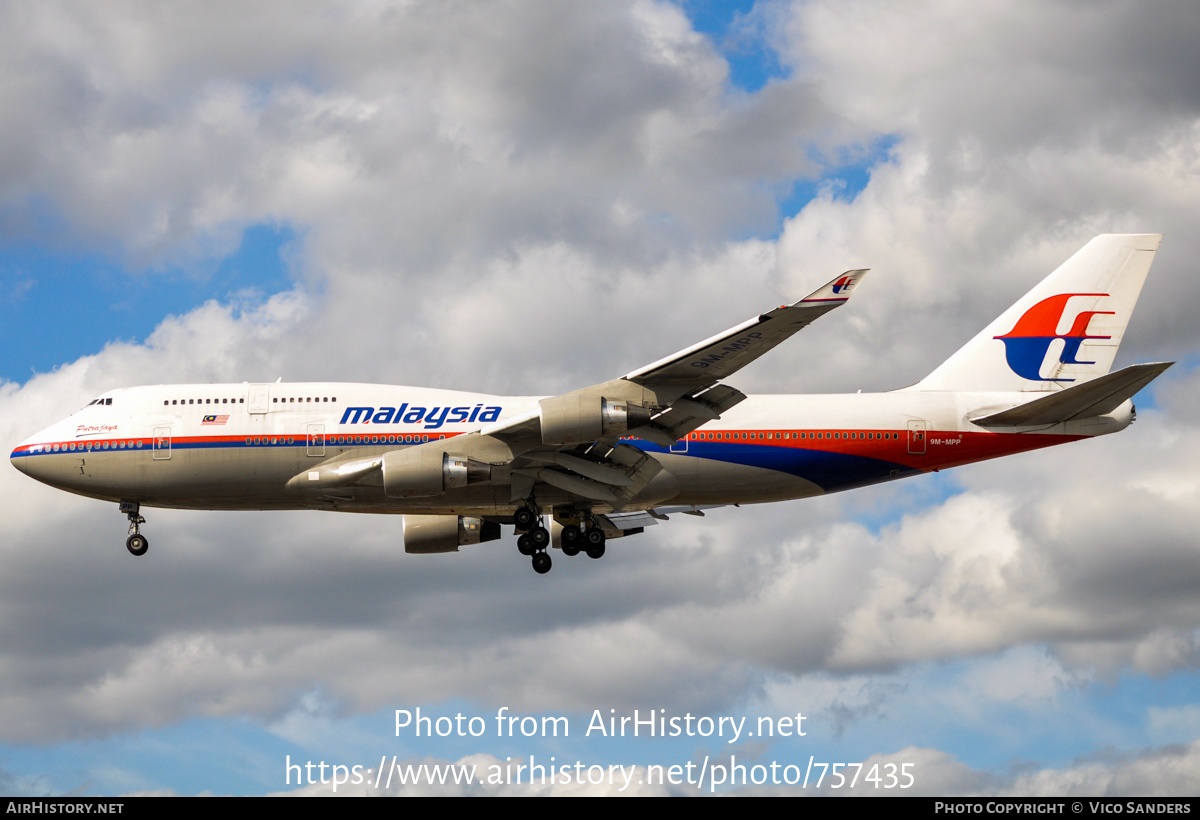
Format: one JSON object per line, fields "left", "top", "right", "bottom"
{"left": 201, "top": 414, "right": 230, "bottom": 425}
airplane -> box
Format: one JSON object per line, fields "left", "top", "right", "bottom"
{"left": 10, "top": 234, "right": 1171, "bottom": 575}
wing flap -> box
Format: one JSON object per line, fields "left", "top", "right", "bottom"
{"left": 513, "top": 467, "right": 620, "bottom": 503}
{"left": 509, "top": 442, "right": 663, "bottom": 507}
{"left": 522, "top": 451, "right": 636, "bottom": 486}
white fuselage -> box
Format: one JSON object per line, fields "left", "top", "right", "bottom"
{"left": 10, "top": 382, "right": 1130, "bottom": 516}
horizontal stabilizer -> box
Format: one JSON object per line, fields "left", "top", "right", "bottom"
{"left": 972, "top": 362, "right": 1173, "bottom": 427}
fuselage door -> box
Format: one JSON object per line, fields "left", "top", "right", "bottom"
{"left": 248, "top": 385, "right": 270, "bottom": 414}
{"left": 152, "top": 426, "right": 172, "bottom": 460}
{"left": 307, "top": 424, "right": 325, "bottom": 457}
{"left": 907, "top": 419, "right": 927, "bottom": 455}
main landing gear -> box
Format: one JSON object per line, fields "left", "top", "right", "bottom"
{"left": 514, "top": 503, "right": 552, "bottom": 575}
{"left": 559, "top": 521, "right": 606, "bottom": 559}
{"left": 120, "top": 501, "right": 148, "bottom": 557}
{"left": 515, "top": 504, "right": 608, "bottom": 575}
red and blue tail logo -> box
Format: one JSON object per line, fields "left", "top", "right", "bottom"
{"left": 994, "top": 293, "right": 1113, "bottom": 381}
{"left": 831, "top": 276, "right": 857, "bottom": 294}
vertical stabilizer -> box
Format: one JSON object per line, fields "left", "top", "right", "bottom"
{"left": 917, "top": 234, "right": 1161, "bottom": 392}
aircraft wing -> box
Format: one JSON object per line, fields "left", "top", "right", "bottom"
{"left": 291, "top": 270, "right": 869, "bottom": 510}
{"left": 473, "top": 269, "right": 870, "bottom": 506}
{"left": 494, "top": 268, "right": 867, "bottom": 443}
{"left": 620, "top": 269, "right": 869, "bottom": 387}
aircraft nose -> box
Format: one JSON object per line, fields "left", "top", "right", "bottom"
{"left": 10, "top": 446, "right": 30, "bottom": 475}
{"left": 11, "top": 430, "right": 60, "bottom": 484}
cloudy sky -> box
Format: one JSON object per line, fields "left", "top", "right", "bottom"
{"left": 2, "top": 0, "right": 1199, "bottom": 796}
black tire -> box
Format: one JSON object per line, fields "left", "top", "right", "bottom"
{"left": 586, "top": 543, "right": 606, "bottom": 560}
{"left": 529, "top": 526, "right": 550, "bottom": 547}
{"left": 513, "top": 507, "right": 536, "bottom": 530}
{"left": 532, "top": 552, "right": 552, "bottom": 574}
{"left": 126, "top": 534, "right": 148, "bottom": 557}
{"left": 561, "top": 526, "right": 581, "bottom": 557}
{"left": 517, "top": 534, "right": 534, "bottom": 556}
{"left": 585, "top": 528, "right": 605, "bottom": 547}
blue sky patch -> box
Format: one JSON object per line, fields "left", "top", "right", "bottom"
{"left": 0, "top": 224, "right": 297, "bottom": 384}
{"left": 683, "top": 0, "right": 787, "bottom": 93}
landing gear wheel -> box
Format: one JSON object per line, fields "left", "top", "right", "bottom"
{"left": 126, "top": 533, "right": 148, "bottom": 557}
{"left": 561, "top": 524, "right": 581, "bottom": 557}
{"left": 529, "top": 526, "right": 550, "bottom": 548}
{"left": 585, "top": 527, "right": 605, "bottom": 559}
{"left": 532, "top": 552, "right": 552, "bottom": 574}
{"left": 514, "top": 506, "right": 536, "bottom": 530}
{"left": 517, "top": 533, "right": 534, "bottom": 556}
{"left": 121, "top": 502, "right": 148, "bottom": 556}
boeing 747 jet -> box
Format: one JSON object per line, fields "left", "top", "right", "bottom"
{"left": 11, "top": 235, "right": 1170, "bottom": 574}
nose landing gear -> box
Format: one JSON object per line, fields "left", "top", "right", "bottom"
{"left": 120, "top": 501, "right": 148, "bottom": 557}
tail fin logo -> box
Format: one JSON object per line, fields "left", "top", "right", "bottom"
{"left": 994, "top": 293, "right": 1114, "bottom": 382}
{"left": 831, "top": 276, "right": 857, "bottom": 294}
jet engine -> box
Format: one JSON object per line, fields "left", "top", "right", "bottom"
{"left": 539, "top": 395, "right": 652, "bottom": 445}
{"left": 403, "top": 515, "right": 501, "bottom": 554}
{"left": 382, "top": 450, "right": 492, "bottom": 498}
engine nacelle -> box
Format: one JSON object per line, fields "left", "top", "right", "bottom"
{"left": 539, "top": 395, "right": 652, "bottom": 445}
{"left": 403, "top": 515, "right": 501, "bottom": 554}
{"left": 383, "top": 449, "right": 492, "bottom": 498}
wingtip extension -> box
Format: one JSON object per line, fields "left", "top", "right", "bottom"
{"left": 796, "top": 268, "right": 870, "bottom": 305}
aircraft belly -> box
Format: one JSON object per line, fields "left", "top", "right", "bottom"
{"left": 14, "top": 446, "right": 302, "bottom": 510}
{"left": 12, "top": 430, "right": 1089, "bottom": 515}
{"left": 634, "top": 440, "right": 922, "bottom": 499}
{"left": 651, "top": 452, "right": 823, "bottom": 504}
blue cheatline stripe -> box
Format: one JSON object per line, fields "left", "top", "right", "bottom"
{"left": 631, "top": 440, "right": 921, "bottom": 493}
